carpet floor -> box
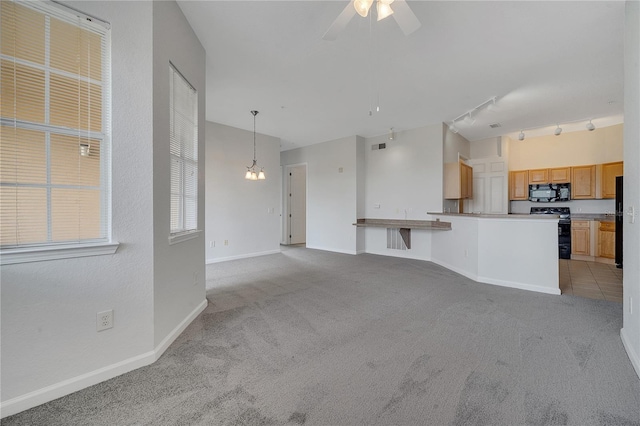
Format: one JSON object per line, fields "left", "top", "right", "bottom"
{"left": 3, "top": 246, "right": 640, "bottom": 425}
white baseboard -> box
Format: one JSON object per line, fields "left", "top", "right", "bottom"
{"left": 621, "top": 327, "right": 640, "bottom": 379}
{"left": 206, "top": 249, "right": 280, "bottom": 264}
{"left": 153, "top": 299, "right": 208, "bottom": 360}
{"left": 476, "top": 275, "right": 561, "bottom": 295}
{"left": 430, "top": 258, "right": 561, "bottom": 295}
{"left": 305, "top": 245, "right": 357, "bottom": 255}
{"left": 1, "top": 299, "right": 208, "bottom": 419}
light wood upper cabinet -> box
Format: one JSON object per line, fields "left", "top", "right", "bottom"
{"left": 549, "top": 167, "right": 571, "bottom": 183}
{"left": 461, "top": 162, "right": 473, "bottom": 199}
{"left": 599, "top": 161, "right": 623, "bottom": 199}
{"left": 509, "top": 170, "right": 528, "bottom": 200}
{"left": 571, "top": 220, "right": 591, "bottom": 256}
{"left": 529, "top": 167, "right": 571, "bottom": 184}
{"left": 528, "top": 169, "right": 549, "bottom": 184}
{"left": 444, "top": 161, "right": 473, "bottom": 200}
{"left": 571, "top": 165, "right": 596, "bottom": 199}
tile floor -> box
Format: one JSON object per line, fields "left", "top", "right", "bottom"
{"left": 559, "top": 259, "right": 623, "bottom": 303}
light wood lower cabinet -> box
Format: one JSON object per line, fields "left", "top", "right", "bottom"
{"left": 597, "top": 221, "right": 615, "bottom": 259}
{"left": 571, "top": 220, "right": 590, "bottom": 256}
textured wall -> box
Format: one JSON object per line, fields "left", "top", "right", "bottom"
{"left": 1, "top": 0, "right": 155, "bottom": 404}
{"left": 152, "top": 0, "right": 207, "bottom": 348}
{"left": 281, "top": 136, "right": 360, "bottom": 254}
{"left": 622, "top": 0, "right": 640, "bottom": 378}
{"left": 205, "top": 122, "right": 281, "bottom": 263}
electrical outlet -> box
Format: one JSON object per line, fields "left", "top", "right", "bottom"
{"left": 224, "top": 240, "right": 229, "bottom": 246}
{"left": 97, "top": 310, "right": 113, "bottom": 332}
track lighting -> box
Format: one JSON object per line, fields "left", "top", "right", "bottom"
{"left": 518, "top": 131, "right": 525, "bottom": 141}
{"left": 554, "top": 125, "right": 562, "bottom": 136}
{"left": 449, "top": 96, "right": 498, "bottom": 129}
{"left": 487, "top": 97, "right": 497, "bottom": 112}
{"left": 586, "top": 120, "right": 595, "bottom": 131}
{"left": 463, "top": 113, "right": 475, "bottom": 125}
{"left": 388, "top": 127, "right": 395, "bottom": 140}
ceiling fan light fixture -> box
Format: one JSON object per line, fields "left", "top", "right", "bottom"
{"left": 554, "top": 124, "right": 562, "bottom": 136}
{"left": 354, "top": 0, "right": 374, "bottom": 17}
{"left": 376, "top": 1, "right": 394, "bottom": 21}
{"left": 586, "top": 120, "right": 596, "bottom": 131}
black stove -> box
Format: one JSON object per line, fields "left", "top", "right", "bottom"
{"left": 530, "top": 207, "right": 571, "bottom": 259}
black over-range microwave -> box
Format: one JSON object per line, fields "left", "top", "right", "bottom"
{"left": 529, "top": 183, "right": 570, "bottom": 202}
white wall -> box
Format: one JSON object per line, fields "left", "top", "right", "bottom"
{"left": 364, "top": 124, "right": 443, "bottom": 259}
{"left": 508, "top": 124, "right": 623, "bottom": 170}
{"left": 471, "top": 136, "right": 508, "bottom": 160}
{"left": 152, "top": 1, "right": 207, "bottom": 348}
{"left": 1, "top": 0, "right": 155, "bottom": 412}
{"left": 205, "top": 122, "right": 281, "bottom": 263}
{"left": 443, "top": 124, "right": 471, "bottom": 212}
{"left": 0, "top": 1, "right": 208, "bottom": 416}
{"left": 281, "top": 136, "right": 361, "bottom": 254}
{"left": 621, "top": 0, "right": 640, "bottom": 378}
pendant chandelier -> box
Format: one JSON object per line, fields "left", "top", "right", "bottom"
{"left": 245, "top": 110, "right": 265, "bottom": 180}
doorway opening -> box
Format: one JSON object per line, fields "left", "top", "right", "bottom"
{"left": 284, "top": 164, "right": 307, "bottom": 245}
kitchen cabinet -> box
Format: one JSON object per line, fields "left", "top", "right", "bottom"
{"left": 597, "top": 221, "right": 615, "bottom": 259}
{"left": 571, "top": 220, "right": 591, "bottom": 256}
{"left": 444, "top": 160, "right": 473, "bottom": 200}
{"left": 509, "top": 170, "right": 528, "bottom": 200}
{"left": 549, "top": 167, "right": 571, "bottom": 183}
{"left": 529, "top": 167, "right": 571, "bottom": 184}
{"left": 528, "top": 169, "right": 549, "bottom": 184}
{"left": 599, "top": 161, "right": 623, "bottom": 199}
{"left": 571, "top": 165, "right": 596, "bottom": 199}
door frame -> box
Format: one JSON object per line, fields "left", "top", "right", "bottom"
{"left": 282, "top": 163, "right": 308, "bottom": 245}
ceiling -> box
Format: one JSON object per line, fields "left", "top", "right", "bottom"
{"left": 176, "top": 1, "right": 625, "bottom": 151}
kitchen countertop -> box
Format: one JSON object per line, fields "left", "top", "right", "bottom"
{"left": 353, "top": 218, "right": 451, "bottom": 230}
{"left": 428, "top": 212, "right": 560, "bottom": 220}
{"left": 571, "top": 214, "right": 615, "bottom": 222}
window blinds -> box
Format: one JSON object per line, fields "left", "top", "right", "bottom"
{"left": 0, "top": 0, "right": 110, "bottom": 248}
{"left": 169, "top": 65, "right": 198, "bottom": 235}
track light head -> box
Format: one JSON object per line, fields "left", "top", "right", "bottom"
{"left": 518, "top": 131, "right": 525, "bottom": 141}
{"left": 463, "top": 113, "right": 475, "bottom": 125}
{"left": 586, "top": 120, "right": 595, "bottom": 131}
{"left": 554, "top": 125, "right": 562, "bottom": 136}
{"left": 449, "top": 122, "right": 459, "bottom": 134}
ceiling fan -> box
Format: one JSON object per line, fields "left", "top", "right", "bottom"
{"left": 323, "top": 0, "right": 421, "bottom": 41}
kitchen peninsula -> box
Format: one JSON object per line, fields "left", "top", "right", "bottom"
{"left": 428, "top": 213, "right": 561, "bottom": 295}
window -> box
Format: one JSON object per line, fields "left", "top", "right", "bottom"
{"left": 169, "top": 64, "right": 198, "bottom": 238}
{"left": 0, "top": 0, "right": 113, "bottom": 262}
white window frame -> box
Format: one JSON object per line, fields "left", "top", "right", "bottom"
{"left": 168, "top": 63, "right": 199, "bottom": 245}
{"left": 0, "top": 0, "right": 117, "bottom": 265}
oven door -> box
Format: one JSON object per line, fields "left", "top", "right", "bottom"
{"left": 558, "top": 221, "right": 571, "bottom": 259}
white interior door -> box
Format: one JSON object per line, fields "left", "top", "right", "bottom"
{"left": 469, "top": 157, "right": 508, "bottom": 214}
{"left": 287, "top": 165, "right": 306, "bottom": 244}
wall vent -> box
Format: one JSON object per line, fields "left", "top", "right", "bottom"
{"left": 489, "top": 123, "right": 502, "bottom": 128}
{"left": 371, "top": 143, "right": 387, "bottom": 151}
{"left": 387, "top": 228, "right": 407, "bottom": 250}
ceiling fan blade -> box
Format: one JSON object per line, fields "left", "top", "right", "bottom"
{"left": 391, "top": 0, "right": 421, "bottom": 36}
{"left": 322, "top": 1, "right": 357, "bottom": 41}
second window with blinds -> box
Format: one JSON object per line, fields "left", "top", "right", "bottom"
{"left": 169, "top": 64, "right": 198, "bottom": 242}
